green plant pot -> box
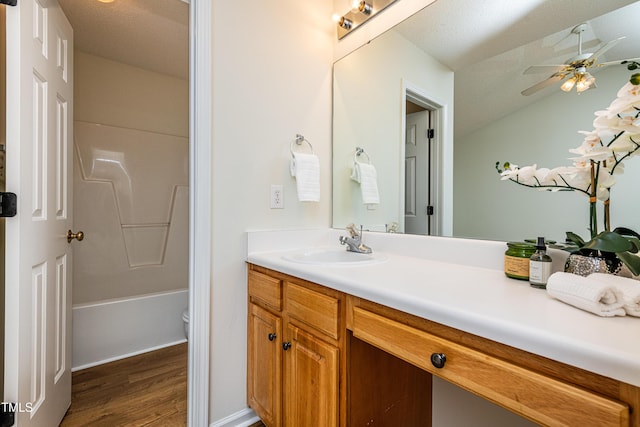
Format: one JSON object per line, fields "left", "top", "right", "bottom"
{"left": 564, "top": 254, "right": 623, "bottom": 276}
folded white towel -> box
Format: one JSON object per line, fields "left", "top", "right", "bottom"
{"left": 290, "top": 153, "right": 320, "bottom": 202}
{"left": 350, "top": 161, "right": 380, "bottom": 205}
{"left": 546, "top": 272, "right": 626, "bottom": 317}
{"left": 588, "top": 273, "right": 640, "bottom": 317}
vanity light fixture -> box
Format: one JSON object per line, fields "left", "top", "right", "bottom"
{"left": 334, "top": 0, "right": 397, "bottom": 40}
{"left": 354, "top": 1, "right": 373, "bottom": 15}
{"left": 337, "top": 16, "right": 354, "bottom": 30}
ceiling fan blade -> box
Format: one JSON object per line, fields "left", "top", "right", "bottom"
{"left": 587, "top": 36, "right": 625, "bottom": 63}
{"left": 596, "top": 57, "right": 640, "bottom": 68}
{"left": 523, "top": 64, "right": 567, "bottom": 75}
{"left": 521, "top": 74, "right": 566, "bottom": 96}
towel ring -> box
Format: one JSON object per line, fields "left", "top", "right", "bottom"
{"left": 355, "top": 147, "right": 371, "bottom": 164}
{"left": 290, "top": 134, "right": 314, "bottom": 156}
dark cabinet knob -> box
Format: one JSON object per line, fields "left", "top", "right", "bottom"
{"left": 268, "top": 333, "right": 277, "bottom": 341}
{"left": 430, "top": 353, "right": 446, "bottom": 369}
{"left": 282, "top": 342, "right": 291, "bottom": 351}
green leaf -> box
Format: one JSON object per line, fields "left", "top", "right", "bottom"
{"left": 625, "top": 236, "right": 640, "bottom": 254}
{"left": 616, "top": 251, "right": 640, "bottom": 276}
{"left": 565, "top": 231, "right": 586, "bottom": 248}
{"left": 583, "top": 231, "right": 633, "bottom": 253}
{"left": 612, "top": 227, "right": 640, "bottom": 239}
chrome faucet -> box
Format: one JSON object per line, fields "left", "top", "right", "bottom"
{"left": 339, "top": 223, "right": 372, "bottom": 254}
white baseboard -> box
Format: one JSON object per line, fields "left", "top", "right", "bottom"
{"left": 72, "top": 289, "right": 188, "bottom": 370}
{"left": 210, "top": 408, "right": 259, "bottom": 427}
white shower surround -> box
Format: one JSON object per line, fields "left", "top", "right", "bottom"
{"left": 73, "top": 121, "right": 189, "bottom": 303}
{"left": 72, "top": 121, "right": 189, "bottom": 367}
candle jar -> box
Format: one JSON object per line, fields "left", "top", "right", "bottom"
{"left": 504, "top": 242, "right": 536, "bottom": 280}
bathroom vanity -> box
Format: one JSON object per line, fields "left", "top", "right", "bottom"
{"left": 246, "top": 230, "right": 640, "bottom": 426}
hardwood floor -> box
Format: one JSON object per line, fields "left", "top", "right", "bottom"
{"left": 60, "top": 343, "right": 187, "bottom": 427}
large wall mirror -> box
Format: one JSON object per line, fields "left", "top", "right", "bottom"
{"left": 332, "top": 0, "right": 640, "bottom": 243}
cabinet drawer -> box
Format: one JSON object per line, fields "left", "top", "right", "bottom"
{"left": 352, "top": 307, "right": 629, "bottom": 427}
{"left": 248, "top": 270, "right": 282, "bottom": 311}
{"left": 286, "top": 282, "right": 340, "bottom": 340}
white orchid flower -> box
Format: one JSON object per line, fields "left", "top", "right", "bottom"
{"left": 594, "top": 110, "right": 621, "bottom": 128}
{"left": 499, "top": 164, "right": 520, "bottom": 180}
{"left": 569, "top": 145, "right": 612, "bottom": 162}
{"left": 597, "top": 168, "right": 616, "bottom": 187}
{"left": 533, "top": 167, "right": 553, "bottom": 184}
{"left": 609, "top": 133, "right": 638, "bottom": 153}
{"left": 598, "top": 114, "right": 640, "bottom": 135}
{"left": 499, "top": 80, "right": 640, "bottom": 239}
{"left": 606, "top": 82, "right": 640, "bottom": 117}
{"left": 511, "top": 165, "right": 538, "bottom": 185}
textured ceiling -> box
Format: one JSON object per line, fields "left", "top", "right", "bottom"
{"left": 393, "top": 0, "right": 640, "bottom": 137}
{"left": 59, "top": 0, "right": 189, "bottom": 80}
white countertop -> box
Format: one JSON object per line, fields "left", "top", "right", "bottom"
{"left": 246, "top": 229, "right": 640, "bottom": 387}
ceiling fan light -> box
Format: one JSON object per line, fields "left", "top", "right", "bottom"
{"left": 585, "top": 73, "right": 596, "bottom": 85}
{"left": 576, "top": 73, "right": 595, "bottom": 93}
{"left": 560, "top": 77, "right": 577, "bottom": 92}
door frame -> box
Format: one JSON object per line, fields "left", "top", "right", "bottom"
{"left": 401, "top": 80, "right": 445, "bottom": 236}
{"left": 188, "top": 1, "right": 211, "bottom": 425}
{"left": 1, "top": 1, "right": 211, "bottom": 424}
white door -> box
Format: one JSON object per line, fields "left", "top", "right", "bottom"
{"left": 5, "top": 0, "right": 74, "bottom": 425}
{"left": 404, "top": 110, "right": 432, "bottom": 235}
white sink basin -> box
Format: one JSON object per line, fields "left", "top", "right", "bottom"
{"left": 282, "top": 247, "right": 387, "bottom": 266}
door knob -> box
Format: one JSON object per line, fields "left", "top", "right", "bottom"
{"left": 67, "top": 230, "right": 85, "bottom": 243}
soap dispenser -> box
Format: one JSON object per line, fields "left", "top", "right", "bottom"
{"left": 529, "top": 237, "right": 552, "bottom": 289}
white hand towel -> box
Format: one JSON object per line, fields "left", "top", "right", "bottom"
{"left": 290, "top": 153, "right": 320, "bottom": 202}
{"left": 588, "top": 273, "right": 640, "bottom": 317}
{"left": 546, "top": 272, "right": 626, "bottom": 317}
{"left": 350, "top": 161, "right": 380, "bottom": 205}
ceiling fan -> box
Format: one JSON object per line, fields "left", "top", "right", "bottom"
{"left": 521, "top": 23, "right": 636, "bottom": 96}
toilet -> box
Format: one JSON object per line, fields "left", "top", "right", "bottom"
{"left": 182, "top": 308, "right": 189, "bottom": 340}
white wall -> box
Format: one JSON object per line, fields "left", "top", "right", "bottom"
{"left": 454, "top": 66, "right": 640, "bottom": 242}
{"left": 210, "top": 1, "right": 334, "bottom": 421}
{"left": 75, "top": 51, "right": 189, "bottom": 138}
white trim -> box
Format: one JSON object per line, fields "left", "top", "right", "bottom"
{"left": 188, "top": 1, "right": 212, "bottom": 426}
{"left": 209, "top": 408, "right": 260, "bottom": 427}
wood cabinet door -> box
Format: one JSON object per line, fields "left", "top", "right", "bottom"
{"left": 248, "top": 303, "right": 282, "bottom": 427}
{"left": 283, "top": 325, "right": 339, "bottom": 427}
